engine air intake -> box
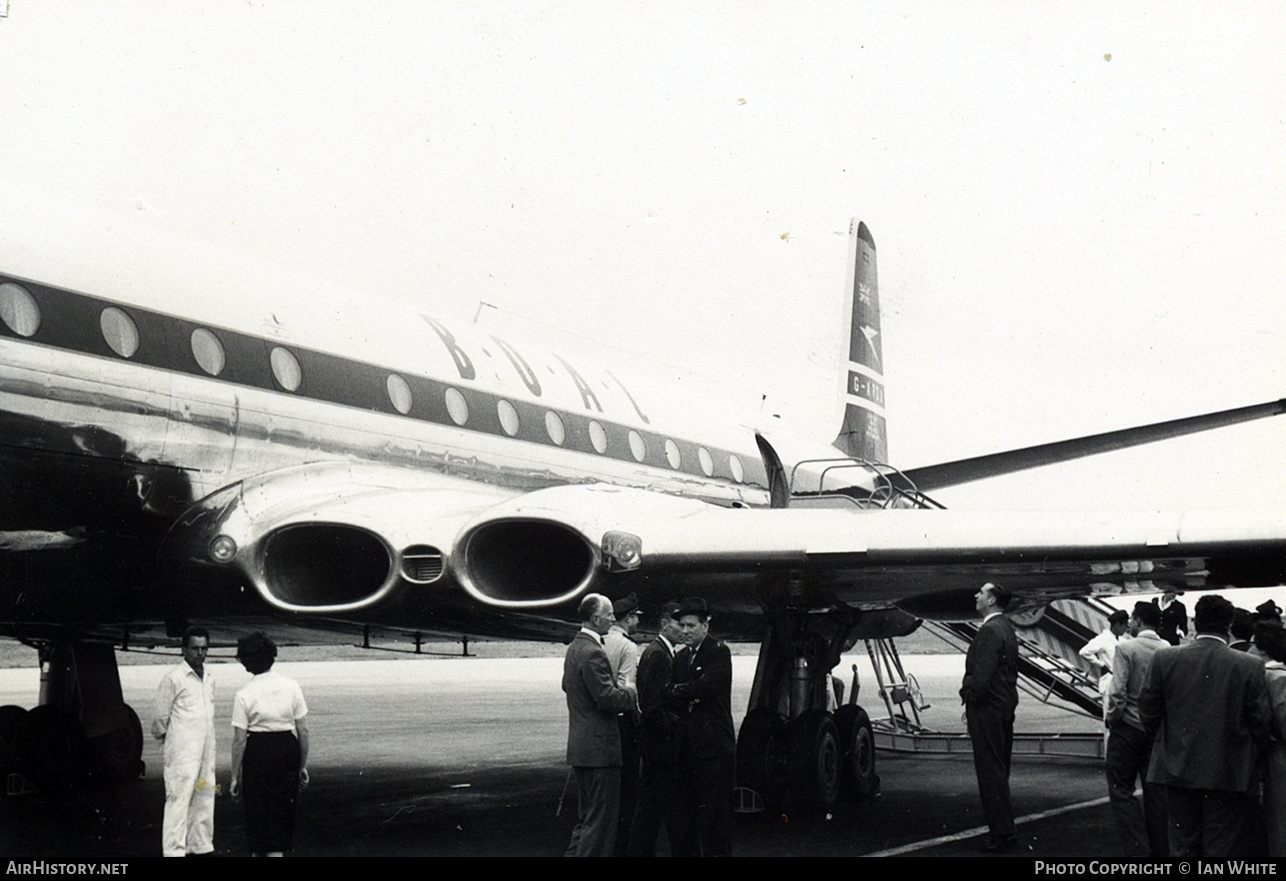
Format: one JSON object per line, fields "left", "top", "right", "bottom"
{"left": 262, "top": 524, "right": 392, "bottom": 608}
{"left": 460, "top": 519, "right": 595, "bottom": 606}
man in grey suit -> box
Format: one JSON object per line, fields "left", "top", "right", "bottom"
{"left": 563, "top": 593, "right": 638, "bottom": 857}
{"left": 960, "top": 581, "right": 1020, "bottom": 852}
{"left": 1140, "top": 593, "right": 1270, "bottom": 858}
{"left": 1105, "top": 600, "right": 1169, "bottom": 857}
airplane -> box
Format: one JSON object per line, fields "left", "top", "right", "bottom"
{"left": 1, "top": 219, "right": 1284, "bottom": 810}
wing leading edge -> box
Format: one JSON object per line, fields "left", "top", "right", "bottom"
{"left": 900, "top": 397, "right": 1286, "bottom": 492}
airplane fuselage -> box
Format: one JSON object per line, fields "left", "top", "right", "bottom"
{"left": 0, "top": 271, "right": 785, "bottom": 638}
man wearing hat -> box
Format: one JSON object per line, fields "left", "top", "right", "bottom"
{"left": 604, "top": 593, "right": 642, "bottom": 855}
{"left": 629, "top": 600, "right": 688, "bottom": 856}
{"left": 605, "top": 593, "right": 642, "bottom": 689}
{"left": 669, "top": 597, "right": 736, "bottom": 856}
{"left": 1255, "top": 599, "right": 1284, "bottom": 630}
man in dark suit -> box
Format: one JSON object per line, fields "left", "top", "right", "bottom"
{"left": 562, "top": 593, "right": 638, "bottom": 857}
{"left": 628, "top": 600, "right": 687, "bottom": 856}
{"left": 669, "top": 596, "right": 736, "bottom": 857}
{"left": 1140, "top": 593, "right": 1270, "bottom": 858}
{"left": 960, "top": 581, "right": 1020, "bottom": 852}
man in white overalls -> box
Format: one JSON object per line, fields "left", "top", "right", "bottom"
{"left": 152, "top": 626, "right": 217, "bottom": 857}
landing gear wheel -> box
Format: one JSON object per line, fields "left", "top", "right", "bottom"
{"left": 89, "top": 704, "right": 144, "bottom": 781}
{"left": 787, "top": 710, "right": 842, "bottom": 808}
{"left": 0, "top": 705, "right": 28, "bottom": 781}
{"left": 834, "top": 704, "right": 880, "bottom": 800}
{"left": 18, "top": 705, "right": 87, "bottom": 791}
{"left": 736, "top": 708, "right": 787, "bottom": 808}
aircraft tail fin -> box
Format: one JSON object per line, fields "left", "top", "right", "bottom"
{"left": 831, "top": 219, "right": 889, "bottom": 462}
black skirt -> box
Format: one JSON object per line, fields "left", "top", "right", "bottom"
{"left": 243, "top": 730, "right": 301, "bottom": 853}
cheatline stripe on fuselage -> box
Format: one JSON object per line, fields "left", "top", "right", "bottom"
{"left": 0, "top": 274, "right": 768, "bottom": 490}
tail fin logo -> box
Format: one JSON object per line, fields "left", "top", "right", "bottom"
{"left": 859, "top": 325, "right": 881, "bottom": 370}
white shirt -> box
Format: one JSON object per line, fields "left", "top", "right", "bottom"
{"left": 1080, "top": 629, "right": 1120, "bottom": 673}
{"left": 231, "top": 670, "right": 308, "bottom": 733}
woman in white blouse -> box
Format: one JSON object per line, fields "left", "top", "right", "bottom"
{"left": 229, "top": 632, "right": 309, "bottom": 856}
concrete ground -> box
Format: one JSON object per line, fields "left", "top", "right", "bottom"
{"left": 0, "top": 652, "right": 1126, "bottom": 859}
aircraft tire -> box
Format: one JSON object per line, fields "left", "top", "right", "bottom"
{"left": 0, "top": 704, "right": 28, "bottom": 780}
{"left": 834, "top": 704, "right": 880, "bottom": 800}
{"left": 18, "top": 705, "right": 87, "bottom": 792}
{"left": 735, "top": 707, "right": 787, "bottom": 808}
{"left": 88, "top": 704, "right": 144, "bottom": 781}
{"left": 787, "top": 710, "right": 842, "bottom": 808}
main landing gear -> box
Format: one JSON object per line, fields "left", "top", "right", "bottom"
{"left": 0, "top": 640, "right": 144, "bottom": 793}
{"left": 735, "top": 606, "right": 880, "bottom": 812}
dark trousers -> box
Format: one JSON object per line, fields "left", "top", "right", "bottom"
{"left": 1166, "top": 786, "right": 1255, "bottom": 858}
{"left": 672, "top": 754, "right": 734, "bottom": 857}
{"left": 615, "top": 716, "right": 640, "bottom": 857}
{"left": 565, "top": 766, "right": 621, "bottom": 858}
{"left": 966, "top": 701, "right": 1015, "bottom": 839}
{"left": 628, "top": 747, "right": 684, "bottom": 856}
{"left": 1105, "top": 723, "right": 1169, "bottom": 857}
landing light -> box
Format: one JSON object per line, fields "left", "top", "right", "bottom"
{"left": 209, "top": 535, "right": 238, "bottom": 563}
{"left": 602, "top": 531, "right": 642, "bottom": 572}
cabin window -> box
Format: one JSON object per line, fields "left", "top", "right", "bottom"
{"left": 100, "top": 307, "right": 140, "bottom": 358}
{"left": 729, "top": 454, "right": 745, "bottom": 484}
{"left": 386, "top": 374, "right": 413, "bottom": 414}
{"left": 545, "top": 411, "right": 566, "bottom": 446}
{"left": 0, "top": 283, "right": 40, "bottom": 337}
{"left": 698, "top": 447, "right": 715, "bottom": 477}
{"left": 190, "top": 328, "right": 226, "bottom": 376}
{"left": 497, "top": 400, "right": 520, "bottom": 436}
{"left": 589, "top": 420, "right": 608, "bottom": 454}
{"left": 664, "top": 439, "right": 681, "bottom": 469}
{"left": 445, "top": 388, "right": 469, "bottom": 426}
{"left": 628, "top": 430, "right": 646, "bottom": 462}
{"left": 269, "top": 346, "right": 302, "bottom": 391}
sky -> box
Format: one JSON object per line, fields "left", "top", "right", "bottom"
{"left": 1, "top": 1, "right": 1284, "bottom": 517}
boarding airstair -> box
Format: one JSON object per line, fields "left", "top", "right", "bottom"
{"left": 860, "top": 597, "right": 1117, "bottom": 760}
{"left": 781, "top": 459, "right": 1115, "bottom": 759}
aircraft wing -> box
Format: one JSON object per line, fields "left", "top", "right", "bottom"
{"left": 164, "top": 472, "right": 1286, "bottom": 626}
{"left": 901, "top": 397, "right": 1286, "bottom": 491}
{"left": 459, "top": 485, "right": 1286, "bottom": 616}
